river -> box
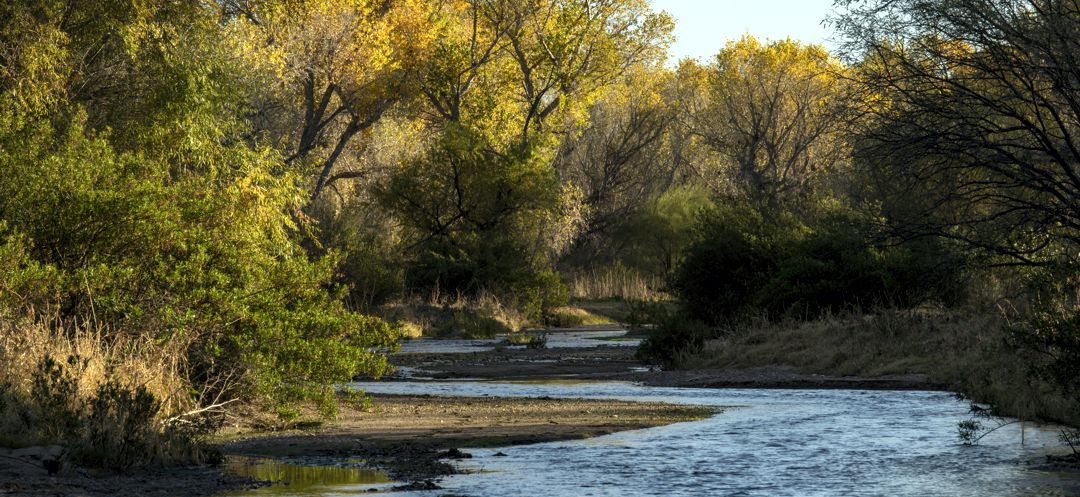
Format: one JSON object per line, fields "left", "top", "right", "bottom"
{"left": 225, "top": 378, "right": 1080, "bottom": 496}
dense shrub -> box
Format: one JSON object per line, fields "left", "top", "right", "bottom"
{"left": 673, "top": 203, "right": 968, "bottom": 324}
{"left": 671, "top": 203, "right": 788, "bottom": 323}
{"left": 635, "top": 305, "right": 714, "bottom": 368}
{"left": 0, "top": 2, "right": 398, "bottom": 428}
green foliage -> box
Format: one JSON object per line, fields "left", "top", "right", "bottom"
{"left": 671, "top": 202, "right": 788, "bottom": 324}
{"left": 613, "top": 185, "right": 714, "bottom": 275}
{"left": 673, "top": 202, "right": 967, "bottom": 324}
{"left": 380, "top": 125, "right": 566, "bottom": 316}
{"left": 0, "top": 0, "right": 398, "bottom": 426}
{"left": 332, "top": 221, "right": 406, "bottom": 310}
{"left": 635, "top": 306, "right": 714, "bottom": 368}
{"left": 514, "top": 270, "right": 570, "bottom": 325}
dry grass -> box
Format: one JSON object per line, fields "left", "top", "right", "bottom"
{"left": 548, "top": 306, "right": 614, "bottom": 327}
{"left": 0, "top": 309, "right": 209, "bottom": 465}
{"left": 0, "top": 310, "right": 191, "bottom": 418}
{"left": 379, "top": 291, "right": 525, "bottom": 338}
{"left": 677, "top": 308, "right": 1076, "bottom": 423}
{"left": 569, "top": 265, "right": 668, "bottom": 301}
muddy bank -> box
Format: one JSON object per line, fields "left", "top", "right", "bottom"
{"left": 0, "top": 453, "right": 256, "bottom": 497}
{"left": 219, "top": 393, "right": 716, "bottom": 484}
{"left": 392, "top": 345, "right": 947, "bottom": 391}
{"left": 0, "top": 392, "right": 713, "bottom": 496}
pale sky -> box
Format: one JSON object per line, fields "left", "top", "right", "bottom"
{"left": 650, "top": 0, "right": 838, "bottom": 62}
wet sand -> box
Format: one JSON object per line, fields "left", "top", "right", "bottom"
{"left": 220, "top": 393, "right": 716, "bottom": 484}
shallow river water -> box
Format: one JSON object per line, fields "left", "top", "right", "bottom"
{"left": 395, "top": 329, "right": 640, "bottom": 354}
{"left": 226, "top": 379, "right": 1080, "bottom": 497}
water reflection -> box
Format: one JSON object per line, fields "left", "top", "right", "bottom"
{"left": 223, "top": 457, "right": 393, "bottom": 495}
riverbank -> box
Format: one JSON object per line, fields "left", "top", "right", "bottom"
{"left": 0, "top": 452, "right": 255, "bottom": 497}
{"left": 0, "top": 390, "right": 714, "bottom": 496}
{"left": 219, "top": 393, "right": 714, "bottom": 485}
{"left": 6, "top": 318, "right": 1066, "bottom": 496}
{"left": 392, "top": 343, "right": 946, "bottom": 391}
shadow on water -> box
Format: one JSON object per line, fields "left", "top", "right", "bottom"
{"left": 222, "top": 457, "right": 395, "bottom": 495}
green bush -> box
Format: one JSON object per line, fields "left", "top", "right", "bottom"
{"left": 0, "top": 1, "right": 399, "bottom": 421}
{"left": 755, "top": 214, "right": 967, "bottom": 316}
{"left": 635, "top": 308, "right": 714, "bottom": 368}
{"left": 672, "top": 203, "right": 968, "bottom": 324}
{"left": 514, "top": 269, "right": 569, "bottom": 326}
{"left": 671, "top": 203, "right": 787, "bottom": 324}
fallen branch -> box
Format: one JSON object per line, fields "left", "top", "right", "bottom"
{"left": 165, "top": 398, "right": 240, "bottom": 425}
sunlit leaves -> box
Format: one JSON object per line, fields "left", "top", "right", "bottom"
{"left": 689, "top": 36, "right": 851, "bottom": 208}
{"left": 0, "top": 0, "right": 398, "bottom": 417}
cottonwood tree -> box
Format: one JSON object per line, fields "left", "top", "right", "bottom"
{"left": 379, "top": 0, "right": 674, "bottom": 295}
{"left": 686, "top": 37, "right": 851, "bottom": 210}
{"left": 556, "top": 67, "right": 682, "bottom": 262}
{"left": 419, "top": 0, "right": 674, "bottom": 142}
{"left": 233, "top": 0, "right": 437, "bottom": 203}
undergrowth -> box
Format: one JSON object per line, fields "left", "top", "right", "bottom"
{"left": 0, "top": 311, "right": 216, "bottom": 468}
{"left": 671, "top": 308, "right": 1078, "bottom": 425}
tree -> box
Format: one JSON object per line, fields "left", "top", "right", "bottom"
{"left": 834, "top": 0, "right": 1080, "bottom": 418}
{"left": 232, "top": 0, "right": 438, "bottom": 204}
{"left": 376, "top": 0, "right": 673, "bottom": 299}
{"left": 686, "top": 37, "right": 850, "bottom": 209}
{"left": 556, "top": 66, "right": 680, "bottom": 261}
{"left": 419, "top": 0, "right": 674, "bottom": 143}
{"left": 378, "top": 124, "right": 563, "bottom": 294}
{"left": 0, "top": 0, "right": 397, "bottom": 419}
{"left": 834, "top": 0, "right": 1080, "bottom": 265}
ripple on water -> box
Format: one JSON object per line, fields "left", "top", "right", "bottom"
{"left": 220, "top": 381, "right": 1080, "bottom": 497}
{"left": 349, "top": 381, "right": 1080, "bottom": 497}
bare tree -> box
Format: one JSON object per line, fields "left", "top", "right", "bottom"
{"left": 835, "top": 0, "right": 1080, "bottom": 264}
